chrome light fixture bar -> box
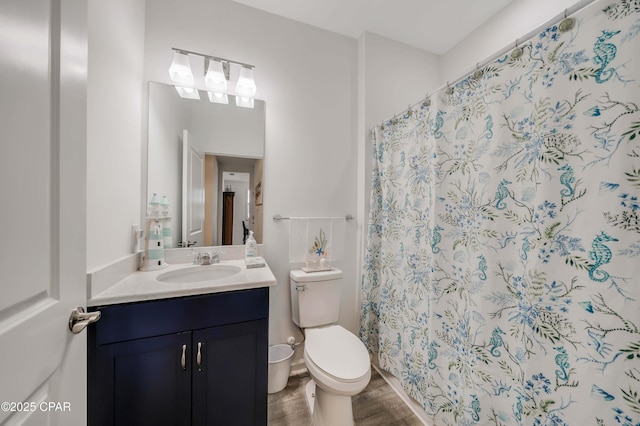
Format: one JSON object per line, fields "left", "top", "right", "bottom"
{"left": 169, "top": 47, "right": 257, "bottom": 107}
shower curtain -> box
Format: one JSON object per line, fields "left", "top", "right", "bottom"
{"left": 360, "top": 1, "right": 640, "bottom": 424}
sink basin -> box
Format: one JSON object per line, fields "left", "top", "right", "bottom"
{"left": 157, "top": 264, "right": 242, "bottom": 284}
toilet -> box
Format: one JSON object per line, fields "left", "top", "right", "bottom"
{"left": 290, "top": 269, "right": 371, "bottom": 426}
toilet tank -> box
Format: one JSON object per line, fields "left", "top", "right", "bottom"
{"left": 290, "top": 269, "right": 343, "bottom": 328}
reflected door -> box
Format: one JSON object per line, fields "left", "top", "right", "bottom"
{"left": 182, "top": 130, "right": 205, "bottom": 247}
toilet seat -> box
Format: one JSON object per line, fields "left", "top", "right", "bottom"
{"left": 305, "top": 325, "right": 370, "bottom": 382}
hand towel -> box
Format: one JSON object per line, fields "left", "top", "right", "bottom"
{"left": 288, "top": 217, "right": 346, "bottom": 264}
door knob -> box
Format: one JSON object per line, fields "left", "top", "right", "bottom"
{"left": 68, "top": 307, "right": 101, "bottom": 334}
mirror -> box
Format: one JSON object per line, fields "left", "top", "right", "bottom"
{"left": 147, "top": 82, "right": 265, "bottom": 248}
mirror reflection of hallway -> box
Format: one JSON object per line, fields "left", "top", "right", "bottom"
{"left": 204, "top": 155, "right": 263, "bottom": 246}
{"left": 221, "top": 171, "right": 249, "bottom": 245}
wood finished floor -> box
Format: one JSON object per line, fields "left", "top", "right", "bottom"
{"left": 268, "top": 368, "right": 424, "bottom": 425}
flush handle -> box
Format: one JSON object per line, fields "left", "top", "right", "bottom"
{"left": 296, "top": 284, "right": 307, "bottom": 292}
{"left": 196, "top": 342, "right": 202, "bottom": 371}
{"left": 68, "top": 307, "right": 101, "bottom": 334}
{"left": 181, "top": 344, "right": 187, "bottom": 370}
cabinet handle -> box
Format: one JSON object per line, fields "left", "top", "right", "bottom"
{"left": 197, "top": 342, "right": 202, "bottom": 371}
{"left": 181, "top": 344, "right": 187, "bottom": 370}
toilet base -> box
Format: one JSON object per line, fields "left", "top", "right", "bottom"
{"left": 304, "top": 379, "right": 355, "bottom": 426}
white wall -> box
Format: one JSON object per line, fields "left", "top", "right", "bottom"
{"left": 87, "top": 0, "right": 146, "bottom": 271}
{"left": 190, "top": 97, "right": 265, "bottom": 158}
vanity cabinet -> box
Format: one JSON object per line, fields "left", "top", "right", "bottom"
{"left": 88, "top": 288, "right": 268, "bottom": 426}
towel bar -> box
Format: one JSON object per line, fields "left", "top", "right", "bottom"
{"left": 273, "top": 214, "right": 354, "bottom": 222}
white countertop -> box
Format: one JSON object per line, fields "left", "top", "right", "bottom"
{"left": 87, "top": 259, "right": 276, "bottom": 307}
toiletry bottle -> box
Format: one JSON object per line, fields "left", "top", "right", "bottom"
{"left": 245, "top": 230, "right": 257, "bottom": 258}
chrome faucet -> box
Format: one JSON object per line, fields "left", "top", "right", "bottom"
{"left": 193, "top": 251, "right": 220, "bottom": 265}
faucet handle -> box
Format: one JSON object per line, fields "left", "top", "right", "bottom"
{"left": 210, "top": 251, "right": 220, "bottom": 263}
{"left": 193, "top": 252, "right": 202, "bottom": 265}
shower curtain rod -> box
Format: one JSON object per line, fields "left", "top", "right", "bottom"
{"left": 372, "top": 0, "right": 598, "bottom": 131}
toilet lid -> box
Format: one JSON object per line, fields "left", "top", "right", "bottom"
{"left": 305, "top": 325, "right": 370, "bottom": 381}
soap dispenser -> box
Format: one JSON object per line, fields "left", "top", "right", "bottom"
{"left": 245, "top": 230, "right": 257, "bottom": 258}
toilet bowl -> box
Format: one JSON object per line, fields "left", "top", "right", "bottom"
{"left": 290, "top": 269, "right": 371, "bottom": 425}
{"left": 302, "top": 325, "right": 371, "bottom": 425}
{"left": 305, "top": 325, "right": 371, "bottom": 394}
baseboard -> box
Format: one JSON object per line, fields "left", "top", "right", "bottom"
{"left": 289, "top": 359, "right": 308, "bottom": 377}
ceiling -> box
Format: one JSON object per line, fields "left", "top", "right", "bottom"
{"left": 232, "top": 0, "right": 514, "bottom": 55}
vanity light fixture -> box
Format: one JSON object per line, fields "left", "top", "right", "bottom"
{"left": 168, "top": 51, "right": 194, "bottom": 86}
{"left": 235, "top": 96, "right": 254, "bottom": 109}
{"left": 204, "top": 59, "right": 229, "bottom": 104}
{"left": 207, "top": 91, "right": 229, "bottom": 104}
{"left": 204, "top": 59, "right": 228, "bottom": 92}
{"left": 236, "top": 66, "right": 257, "bottom": 98}
{"left": 174, "top": 86, "right": 200, "bottom": 99}
{"left": 169, "top": 47, "right": 257, "bottom": 107}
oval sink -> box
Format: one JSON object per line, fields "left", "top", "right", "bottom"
{"left": 157, "top": 264, "right": 242, "bottom": 284}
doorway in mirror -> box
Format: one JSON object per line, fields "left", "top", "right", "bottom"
{"left": 204, "top": 155, "right": 263, "bottom": 246}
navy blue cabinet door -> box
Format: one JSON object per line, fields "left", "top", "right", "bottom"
{"left": 192, "top": 319, "right": 268, "bottom": 426}
{"left": 90, "top": 332, "right": 192, "bottom": 426}
{"left": 88, "top": 288, "right": 269, "bottom": 425}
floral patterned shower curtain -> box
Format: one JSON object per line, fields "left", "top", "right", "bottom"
{"left": 360, "top": 1, "right": 640, "bottom": 424}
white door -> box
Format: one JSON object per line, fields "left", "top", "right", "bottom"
{"left": 182, "top": 130, "right": 205, "bottom": 247}
{"left": 232, "top": 179, "right": 250, "bottom": 245}
{"left": 0, "top": 0, "right": 88, "bottom": 425}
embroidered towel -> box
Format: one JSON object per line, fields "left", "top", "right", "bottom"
{"left": 288, "top": 217, "right": 345, "bottom": 264}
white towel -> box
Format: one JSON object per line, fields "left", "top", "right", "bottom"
{"left": 289, "top": 218, "right": 309, "bottom": 263}
{"left": 288, "top": 217, "right": 345, "bottom": 264}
